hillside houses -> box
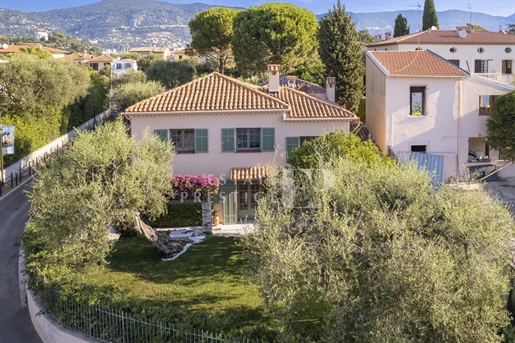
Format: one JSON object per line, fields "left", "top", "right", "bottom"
{"left": 0, "top": 44, "right": 68, "bottom": 58}
{"left": 128, "top": 47, "right": 171, "bottom": 60}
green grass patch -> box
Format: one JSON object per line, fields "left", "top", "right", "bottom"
{"left": 83, "top": 235, "right": 275, "bottom": 337}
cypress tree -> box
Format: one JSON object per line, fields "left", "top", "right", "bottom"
{"left": 318, "top": 0, "right": 364, "bottom": 112}
{"left": 422, "top": 0, "right": 439, "bottom": 30}
{"left": 394, "top": 14, "right": 410, "bottom": 37}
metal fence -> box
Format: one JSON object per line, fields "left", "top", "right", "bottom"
{"left": 42, "top": 291, "right": 259, "bottom": 343}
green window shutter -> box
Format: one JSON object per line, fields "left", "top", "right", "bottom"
{"left": 195, "top": 129, "right": 208, "bottom": 153}
{"left": 154, "top": 129, "right": 168, "bottom": 142}
{"left": 221, "top": 128, "right": 235, "bottom": 152}
{"left": 261, "top": 128, "right": 275, "bottom": 152}
{"left": 286, "top": 137, "right": 300, "bottom": 159}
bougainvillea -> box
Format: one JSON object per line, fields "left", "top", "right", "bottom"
{"left": 172, "top": 174, "right": 220, "bottom": 201}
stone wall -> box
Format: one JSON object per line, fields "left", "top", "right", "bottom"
{"left": 201, "top": 201, "right": 212, "bottom": 233}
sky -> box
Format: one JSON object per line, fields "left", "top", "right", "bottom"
{"left": 0, "top": 0, "right": 514, "bottom": 16}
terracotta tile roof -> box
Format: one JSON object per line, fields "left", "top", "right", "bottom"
{"left": 369, "top": 50, "right": 469, "bottom": 77}
{"left": 90, "top": 55, "right": 114, "bottom": 62}
{"left": 260, "top": 86, "right": 355, "bottom": 118}
{"left": 230, "top": 166, "right": 271, "bottom": 181}
{"left": 367, "top": 29, "right": 515, "bottom": 47}
{"left": 126, "top": 72, "right": 357, "bottom": 119}
{"left": 129, "top": 47, "right": 168, "bottom": 53}
{"left": 259, "top": 76, "right": 326, "bottom": 93}
{"left": 0, "top": 45, "right": 68, "bottom": 54}
{"left": 125, "top": 72, "right": 289, "bottom": 113}
{"left": 173, "top": 49, "right": 187, "bottom": 54}
{"left": 64, "top": 52, "right": 93, "bottom": 61}
{"left": 43, "top": 47, "right": 68, "bottom": 53}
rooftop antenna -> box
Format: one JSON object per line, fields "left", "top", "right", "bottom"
{"left": 463, "top": 4, "right": 472, "bottom": 25}
{"left": 408, "top": 2, "right": 422, "bottom": 32}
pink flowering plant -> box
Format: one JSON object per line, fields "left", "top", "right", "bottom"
{"left": 172, "top": 174, "right": 220, "bottom": 201}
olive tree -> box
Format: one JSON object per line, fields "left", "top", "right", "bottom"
{"left": 244, "top": 149, "right": 514, "bottom": 342}
{"left": 287, "top": 129, "right": 390, "bottom": 168}
{"left": 110, "top": 80, "right": 165, "bottom": 111}
{"left": 23, "top": 119, "right": 179, "bottom": 289}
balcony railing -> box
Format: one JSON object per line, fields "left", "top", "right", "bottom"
{"left": 476, "top": 72, "right": 514, "bottom": 85}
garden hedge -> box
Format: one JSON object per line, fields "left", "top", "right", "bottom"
{"left": 149, "top": 202, "right": 203, "bottom": 228}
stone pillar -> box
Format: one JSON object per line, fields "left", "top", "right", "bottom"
{"left": 201, "top": 201, "right": 212, "bottom": 233}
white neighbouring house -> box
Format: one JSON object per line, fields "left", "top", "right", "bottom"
{"left": 111, "top": 59, "right": 138, "bottom": 76}
{"left": 366, "top": 25, "right": 515, "bottom": 85}
{"left": 366, "top": 49, "right": 515, "bottom": 183}
{"left": 124, "top": 65, "right": 358, "bottom": 224}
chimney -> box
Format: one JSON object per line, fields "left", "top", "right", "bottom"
{"left": 326, "top": 77, "right": 336, "bottom": 103}
{"left": 267, "top": 64, "right": 281, "bottom": 94}
{"left": 375, "top": 34, "right": 382, "bottom": 43}
{"left": 384, "top": 31, "right": 392, "bottom": 40}
{"left": 466, "top": 23, "right": 474, "bottom": 33}
{"left": 286, "top": 75, "right": 297, "bottom": 89}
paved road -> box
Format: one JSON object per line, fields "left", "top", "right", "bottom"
{"left": 0, "top": 182, "right": 42, "bottom": 343}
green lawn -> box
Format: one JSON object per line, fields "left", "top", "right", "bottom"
{"left": 84, "top": 235, "right": 271, "bottom": 333}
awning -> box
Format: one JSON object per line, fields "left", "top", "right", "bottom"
{"left": 230, "top": 166, "right": 271, "bottom": 181}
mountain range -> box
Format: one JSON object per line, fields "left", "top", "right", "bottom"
{"left": 0, "top": 0, "right": 514, "bottom": 50}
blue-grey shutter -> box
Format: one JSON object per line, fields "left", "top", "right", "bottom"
{"left": 261, "top": 128, "right": 275, "bottom": 152}
{"left": 154, "top": 129, "right": 168, "bottom": 142}
{"left": 286, "top": 137, "right": 300, "bottom": 159}
{"left": 221, "top": 181, "right": 237, "bottom": 224}
{"left": 195, "top": 129, "right": 208, "bottom": 153}
{"left": 222, "top": 128, "right": 235, "bottom": 152}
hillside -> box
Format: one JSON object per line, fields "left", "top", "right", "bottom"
{"left": 0, "top": 1, "right": 513, "bottom": 50}
{"left": 343, "top": 9, "right": 515, "bottom": 35}
{"left": 0, "top": 0, "right": 223, "bottom": 50}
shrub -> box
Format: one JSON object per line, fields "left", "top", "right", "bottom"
{"left": 149, "top": 203, "right": 202, "bottom": 228}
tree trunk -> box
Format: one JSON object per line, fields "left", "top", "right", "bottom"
{"left": 219, "top": 56, "right": 225, "bottom": 75}
{"left": 134, "top": 215, "right": 191, "bottom": 259}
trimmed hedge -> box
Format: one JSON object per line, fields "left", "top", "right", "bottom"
{"left": 149, "top": 202, "right": 202, "bottom": 228}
